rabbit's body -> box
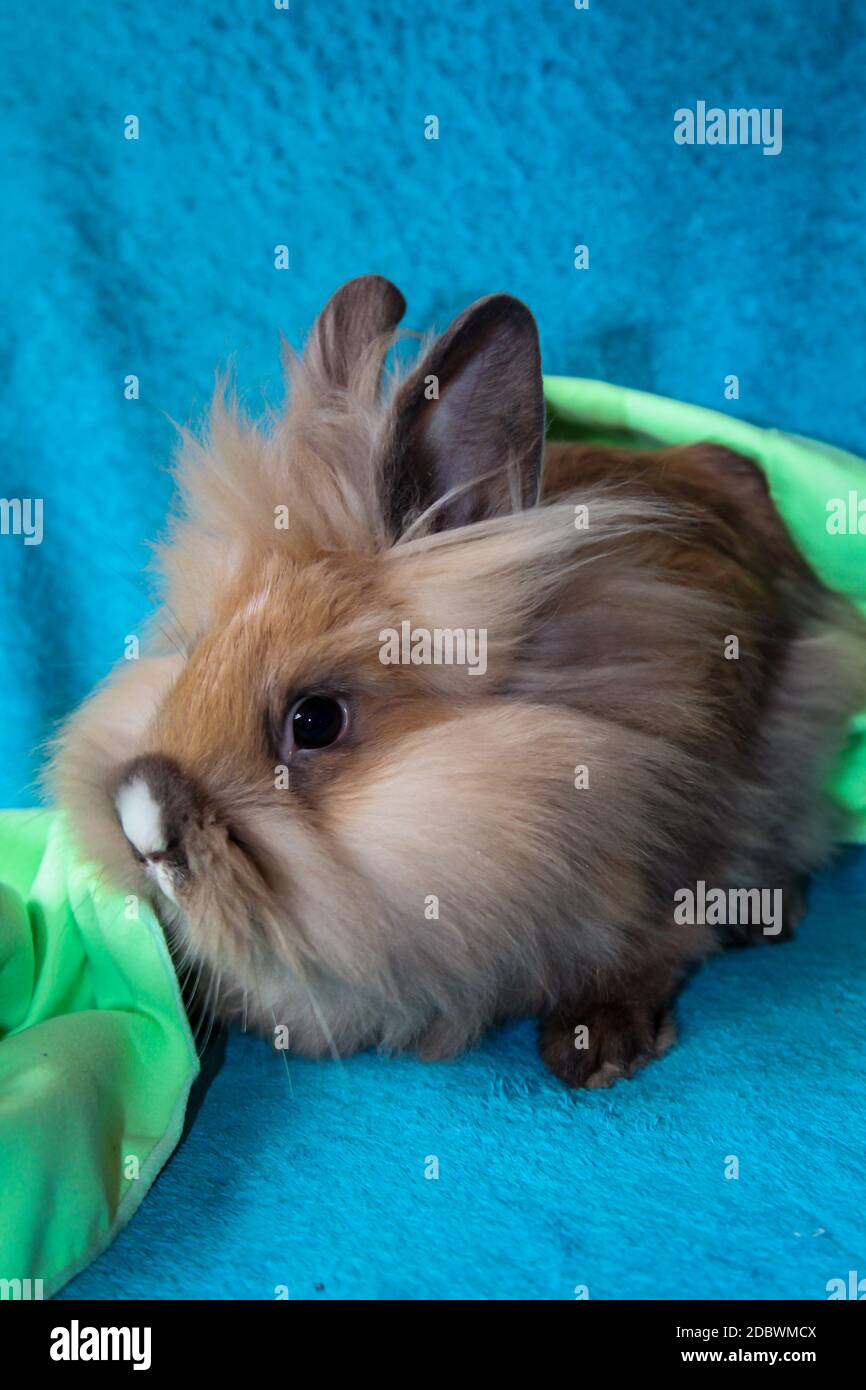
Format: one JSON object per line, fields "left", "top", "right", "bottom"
{"left": 52, "top": 278, "right": 866, "bottom": 1087}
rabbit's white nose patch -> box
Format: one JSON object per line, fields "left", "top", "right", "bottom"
{"left": 116, "top": 777, "right": 167, "bottom": 859}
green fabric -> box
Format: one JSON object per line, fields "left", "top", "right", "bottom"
{"left": 0, "top": 810, "right": 198, "bottom": 1298}
{"left": 543, "top": 377, "right": 866, "bottom": 841}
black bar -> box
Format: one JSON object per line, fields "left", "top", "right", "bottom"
{"left": 1, "top": 1298, "right": 860, "bottom": 1373}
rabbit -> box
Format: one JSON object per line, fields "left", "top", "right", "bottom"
{"left": 50, "top": 275, "right": 866, "bottom": 1088}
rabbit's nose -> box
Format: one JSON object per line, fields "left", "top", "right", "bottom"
{"left": 114, "top": 754, "right": 196, "bottom": 896}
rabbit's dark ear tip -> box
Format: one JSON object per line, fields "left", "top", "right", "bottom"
{"left": 475, "top": 291, "right": 535, "bottom": 316}
{"left": 339, "top": 274, "right": 407, "bottom": 322}
{"left": 369, "top": 275, "right": 407, "bottom": 321}
{"left": 445, "top": 292, "right": 540, "bottom": 357}
{"left": 304, "top": 276, "right": 408, "bottom": 390}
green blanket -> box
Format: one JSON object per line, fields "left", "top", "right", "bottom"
{"left": 0, "top": 811, "right": 198, "bottom": 1298}
{"left": 1, "top": 380, "right": 864, "bottom": 1299}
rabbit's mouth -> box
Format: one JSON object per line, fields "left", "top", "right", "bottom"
{"left": 143, "top": 833, "right": 313, "bottom": 1032}
{"left": 112, "top": 751, "right": 305, "bottom": 966}
{"left": 114, "top": 753, "right": 204, "bottom": 888}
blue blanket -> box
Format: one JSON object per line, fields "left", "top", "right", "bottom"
{"left": 2, "top": 0, "right": 864, "bottom": 1299}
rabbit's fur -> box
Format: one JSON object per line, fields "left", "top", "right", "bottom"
{"left": 51, "top": 276, "right": 866, "bottom": 1087}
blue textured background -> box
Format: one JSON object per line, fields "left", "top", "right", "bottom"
{"left": 1, "top": 0, "right": 864, "bottom": 1299}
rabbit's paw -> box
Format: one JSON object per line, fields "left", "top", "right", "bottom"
{"left": 539, "top": 998, "right": 677, "bottom": 1090}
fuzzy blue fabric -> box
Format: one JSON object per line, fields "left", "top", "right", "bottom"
{"left": 1, "top": 0, "right": 864, "bottom": 1298}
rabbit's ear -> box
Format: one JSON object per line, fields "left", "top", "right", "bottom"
{"left": 382, "top": 294, "right": 545, "bottom": 537}
{"left": 304, "top": 275, "right": 406, "bottom": 395}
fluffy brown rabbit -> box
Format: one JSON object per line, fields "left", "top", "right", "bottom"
{"left": 51, "top": 275, "right": 866, "bottom": 1088}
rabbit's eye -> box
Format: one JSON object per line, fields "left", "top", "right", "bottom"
{"left": 287, "top": 694, "right": 348, "bottom": 752}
